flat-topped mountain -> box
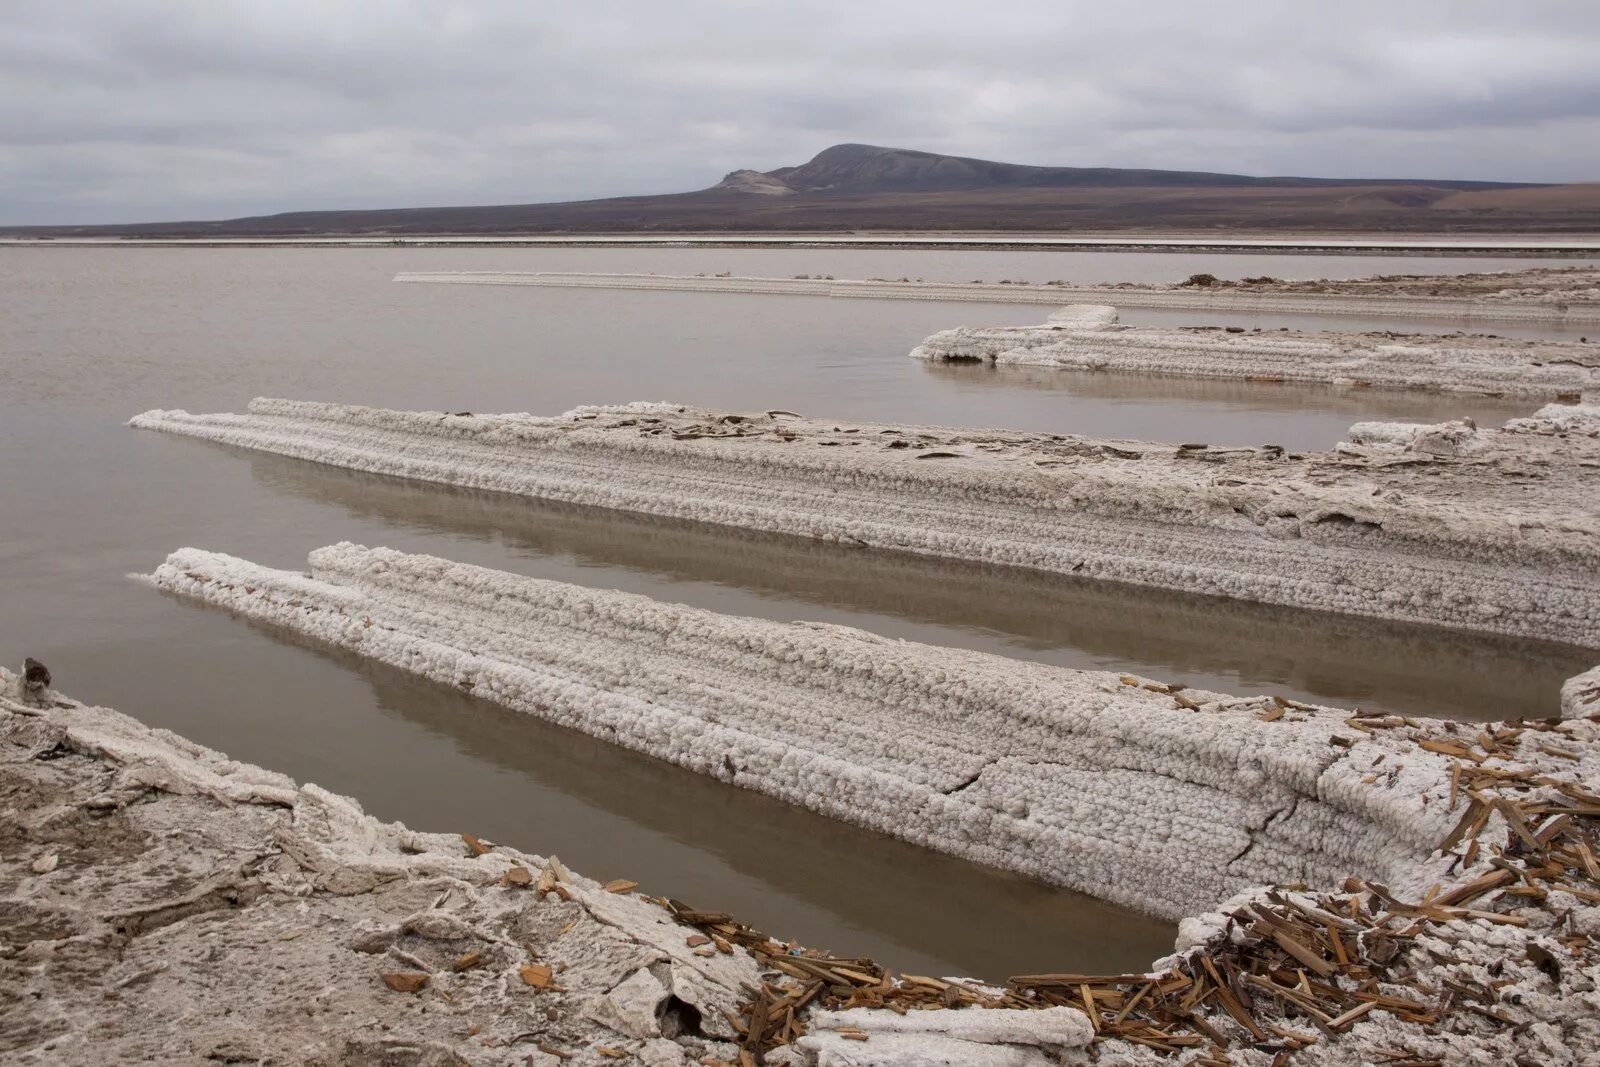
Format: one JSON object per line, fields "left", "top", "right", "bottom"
{"left": 729, "top": 143, "right": 1513, "bottom": 196}
{"left": 8, "top": 143, "right": 1597, "bottom": 236}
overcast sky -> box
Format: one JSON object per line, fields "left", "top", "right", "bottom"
{"left": 4, "top": 0, "right": 1598, "bottom": 224}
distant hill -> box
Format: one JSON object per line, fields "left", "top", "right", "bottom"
{"left": 745, "top": 143, "right": 1510, "bottom": 195}
{"left": 8, "top": 143, "right": 1597, "bottom": 236}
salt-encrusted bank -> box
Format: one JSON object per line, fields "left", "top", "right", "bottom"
{"left": 0, "top": 668, "right": 764, "bottom": 1065}
{"left": 143, "top": 543, "right": 1536, "bottom": 920}
{"left": 910, "top": 306, "right": 1600, "bottom": 399}
{"left": 129, "top": 398, "right": 1600, "bottom": 646}
{"left": 393, "top": 270, "right": 1600, "bottom": 323}
{"left": 10, "top": 651, "right": 1599, "bottom": 1064}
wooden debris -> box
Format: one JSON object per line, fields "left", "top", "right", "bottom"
{"left": 519, "top": 963, "right": 563, "bottom": 991}
{"left": 626, "top": 712, "right": 1600, "bottom": 1064}
{"left": 381, "top": 971, "right": 428, "bottom": 993}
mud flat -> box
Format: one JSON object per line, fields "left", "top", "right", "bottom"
{"left": 8, "top": 606, "right": 1600, "bottom": 1064}
{"left": 130, "top": 397, "right": 1600, "bottom": 646}
{"left": 392, "top": 266, "right": 1600, "bottom": 324}
{"left": 911, "top": 305, "right": 1600, "bottom": 400}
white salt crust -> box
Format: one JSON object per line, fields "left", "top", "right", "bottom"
{"left": 0, "top": 669, "right": 762, "bottom": 1065}
{"left": 909, "top": 306, "right": 1600, "bottom": 399}
{"left": 13, "top": 666, "right": 1600, "bottom": 1067}
{"left": 147, "top": 542, "right": 1479, "bottom": 922}
{"left": 1564, "top": 665, "right": 1600, "bottom": 720}
{"left": 128, "top": 398, "right": 1600, "bottom": 646}
{"left": 392, "top": 271, "right": 1600, "bottom": 324}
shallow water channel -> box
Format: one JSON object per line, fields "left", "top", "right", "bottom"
{"left": 2, "top": 246, "right": 1594, "bottom": 978}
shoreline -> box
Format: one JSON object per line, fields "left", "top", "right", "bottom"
{"left": 6, "top": 631, "right": 1597, "bottom": 1064}
{"left": 4, "top": 233, "right": 1600, "bottom": 254}
{"left": 0, "top": 669, "right": 762, "bottom": 1065}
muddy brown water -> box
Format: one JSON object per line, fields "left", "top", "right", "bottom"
{"left": 2, "top": 247, "right": 1595, "bottom": 979}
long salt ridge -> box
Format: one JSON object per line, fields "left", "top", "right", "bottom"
{"left": 910, "top": 304, "right": 1600, "bottom": 399}
{"left": 149, "top": 541, "right": 1499, "bottom": 922}
{"left": 129, "top": 398, "right": 1600, "bottom": 647}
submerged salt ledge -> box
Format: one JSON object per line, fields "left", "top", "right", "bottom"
{"left": 129, "top": 397, "right": 1600, "bottom": 646}
{"left": 148, "top": 542, "right": 1477, "bottom": 922}
{"left": 910, "top": 305, "right": 1600, "bottom": 399}
{"left": 392, "top": 271, "right": 1600, "bottom": 323}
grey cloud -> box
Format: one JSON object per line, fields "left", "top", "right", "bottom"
{"left": 2, "top": 0, "right": 1598, "bottom": 224}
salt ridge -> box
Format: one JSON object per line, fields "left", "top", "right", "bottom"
{"left": 128, "top": 398, "right": 1600, "bottom": 646}
{"left": 910, "top": 305, "right": 1600, "bottom": 399}
{"left": 147, "top": 542, "right": 1478, "bottom": 920}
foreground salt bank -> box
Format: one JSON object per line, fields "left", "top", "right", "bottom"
{"left": 129, "top": 397, "right": 1600, "bottom": 646}
{"left": 911, "top": 305, "right": 1600, "bottom": 400}
{"left": 7, "top": 614, "right": 1599, "bottom": 1064}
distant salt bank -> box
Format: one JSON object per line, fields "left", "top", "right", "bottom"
{"left": 130, "top": 397, "right": 1600, "bottom": 646}
{"left": 911, "top": 304, "right": 1600, "bottom": 399}
{"left": 392, "top": 266, "right": 1600, "bottom": 322}
{"left": 8, "top": 232, "right": 1600, "bottom": 253}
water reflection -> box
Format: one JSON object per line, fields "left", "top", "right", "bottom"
{"left": 151, "top": 586, "right": 1177, "bottom": 979}
{"left": 918, "top": 361, "right": 1534, "bottom": 431}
